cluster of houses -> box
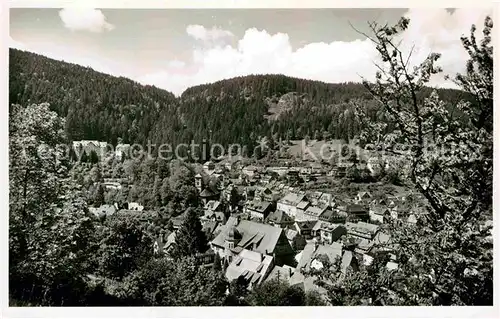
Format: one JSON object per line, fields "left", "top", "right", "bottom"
{"left": 86, "top": 153, "right": 421, "bottom": 302}
{"left": 148, "top": 159, "right": 422, "bottom": 301}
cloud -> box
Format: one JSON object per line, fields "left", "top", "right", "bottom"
{"left": 396, "top": 7, "right": 493, "bottom": 87}
{"left": 186, "top": 24, "right": 234, "bottom": 45}
{"left": 59, "top": 8, "right": 114, "bottom": 33}
{"left": 137, "top": 8, "right": 491, "bottom": 96}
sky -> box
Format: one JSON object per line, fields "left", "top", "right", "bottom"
{"left": 9, "top": 7, "right": 492, "bottom": 96}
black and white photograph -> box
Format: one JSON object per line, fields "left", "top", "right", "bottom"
{"left": 4, "top": 0, "right": 496, "bottom": 314}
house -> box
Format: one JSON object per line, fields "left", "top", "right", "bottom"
{"left": 319, "top": 208, "right": 348, "bottom": 224}
{"left": 391, "top": 204, "right": 410, "bottom": 220}
{"left": 73, "top": 140, "right": 108, "bottom": 158}
{"left": 295, "top": 241, "right": 344, "bottom": 273}
{"left": 195, "top": 173, "right": 203, "bottom": 192}
{"left": 300, "top": 167, "right": 312, "bottom": 177}
{"left": 264, "top": 264, "right": 295, "bottom": 283}
{"left": 294, "top": 220, "right": 317, "bottom": 239}
{"left": 210, "top": 217, "right": 295, "bottom": 266}
{"left": 153, "top": 230, "right": 173, "bottom": 255}
{"left": 353, "top": 238, "right": 374, "bottom": 255}
{"left": 370, "top": 231, "right": 395, "bottom": 253}
{"left": 203, "top": 161, "right": 216, "bottom": 175}
{"left": 312, "top": 221, "right": 348, "bottom": 245}
{"left": 286, "top": 168, "right": 300, "bottom": 182}
{"left": 128, "top": 202, "right": 144, "bottom": 211}
{"left": 303, "top": 205, "right": 327, "bottom": 221}
{"left": 115, "top": 143, "right": 130, "bottom": 160}
{"left": 340, "top": 250, "right": 360, "bottom": 276}
{"left": 201, "top": 201, "right": 226, "bottom": 225}
{"left": 204, "top": 200, "right": 223, "bottom": 214}
{"left": 225, "top": 249, "right": 274, "bottom": 290}
{"left": 308, "top": 191, "right": 323, "bottom": 206}
{"left": 265, "top": 210, "right": 295, "bottom": 228}
{"left": 267, "top": 166, "right": 288, "bottom": 177}
{"left": 369, "top": 206, "right": 391, "bottom": 223}
{"left": 284, "top": 228, "right": 306, "bottom": 251}
{"left": 295, "top": 200, "right": 311, "bottom": 219}
{"left": 153, "top": 230, "right": 175, "bottom": 256}
{"left": 89, "top": 204, "right": 117, "bottom": 219}
{"left": 102, "top": 178, "right": 122, "bottom": 190}
{"left": 244, "top": 199, "right": 273, "bottom": 221}
{"left": 277, "top": 192, "right": 306, "bottom": 218}
{"left": 356, "top": 191, "right": 372, "bottom": 203}
{"left": 338, "top": 204, "right": 369, "bottom": 222}
{"left": 199, "top": 188, "right": 220, "bottom": 205}
{"left": 112, "top": 209, "right": 158, "bottom": 222}
{"left": 203, "top": 220, "right": 221, "bottom": 239}
{"left": 171, "top": 214, "right": 187, "bottom": 230}
{"left": 318, "top": 193, "right": 333, "bottom": 208}
{"left": 242, "top": 165, "right": 259, "bottom": 177}
{"left": 346, "top": 221, "right": 379, "bottom": 241}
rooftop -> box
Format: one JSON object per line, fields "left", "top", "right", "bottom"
{"left": 211, "top": 219, "right": 285, "bottom": 255}
{"left": 278, "top": 192, "right": 305, "bottom": 206}
{"left": 225, "top": 249, "right": 274, "bottom": 285}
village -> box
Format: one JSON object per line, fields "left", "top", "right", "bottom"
{"left": 81, "top": 137, "right": 426, "bottom": 299}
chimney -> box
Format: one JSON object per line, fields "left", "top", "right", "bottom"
{"left": 260, "top": 252, "right": 264, "bottom": 262}
{"left": 252, "top": 241, "right": 257, "bottom": 251}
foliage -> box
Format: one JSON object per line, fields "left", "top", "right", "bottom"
{"left": 9, "top": 103, "right": 98, "bottom": 305}
{"left": 169, "top": 207, "right": 209, "bottom": 259}
{"left": 343, "top": 15, "right": 494, "bottom": 305}
{"left": 96, "top": 218, "right": 153, "bottom": 280}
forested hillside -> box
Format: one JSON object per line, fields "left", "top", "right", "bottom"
{"left": 9, "top": 49, "right": 178, "bottom": 145}
{"left": 10, "top": 48, "right": 471, "bottom": 154}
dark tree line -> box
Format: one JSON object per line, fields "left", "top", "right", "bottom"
{"left": 10, "top": 48, "right": 471, "bottom": 160}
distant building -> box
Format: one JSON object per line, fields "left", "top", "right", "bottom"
{"left": 356, "top": 191, "right": 372, "bottom": 203}
{"left": 115, "top": 143, "right": 130, "bottom": 160}
{"left": 203, "top": 161, "right": 216, "bottom": 175}
{"left": 284, "top": 228, "right": 306, "bottom": 251}
{"left": 128, "top": 202, "right": 144, "bottom": 211}
{"left": 195, "top": 173, "right": 203, "bottom": 192}
{"left": 89, "top": 204, "right": 117, "bottom": 218}
{"left": 338, "top": 204, "right": 369, "bottom": 223}
{"left": 294, "top": 220, "right": 317, "bottom": 239}
{"left": 295, "top": 241, "right": 343, "bottom": 273}
{"left": 319, "top": 208, "right": 347, "bottom": 224}
{"left": 73, "top": 140, "right": 108, "bottom": 158}
{"left": 303, "top": 205, "right": 327, "bottom": 221}
{"left": 242, "top": 165, "right": 259, "bottom": 178}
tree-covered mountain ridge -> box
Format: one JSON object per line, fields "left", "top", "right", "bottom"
{"left": 9, "top": 48, "right": 471, "bottom": 150}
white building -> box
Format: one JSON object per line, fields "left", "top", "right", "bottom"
{"left": 277, "top": 192, "right": 306, "bottom": 218}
